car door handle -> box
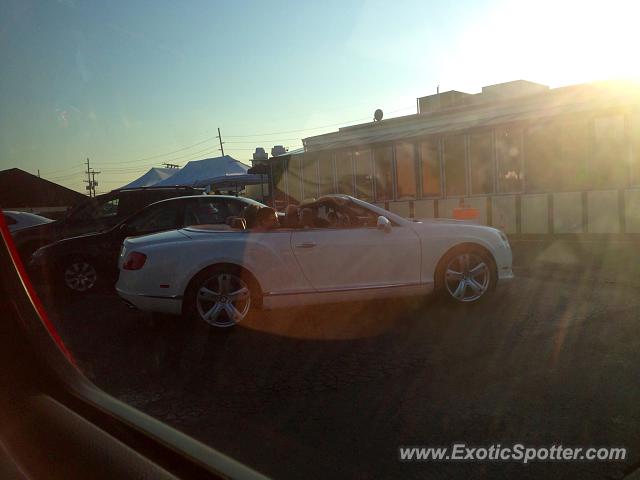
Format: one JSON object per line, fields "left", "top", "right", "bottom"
{"left": 295, "top": 242, "right": 317, "bottom": 248}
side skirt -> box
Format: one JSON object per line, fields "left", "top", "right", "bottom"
{"left": 262, "top": 283, "right": 433, "bottom": 310}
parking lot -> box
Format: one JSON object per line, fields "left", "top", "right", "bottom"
{"left": 38, "top": 240, "right": 640, "bottom": 480}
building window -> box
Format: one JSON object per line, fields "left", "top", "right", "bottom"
{"left": 593, "top": 115, "right": 627, "bottom": 188}
{"left": 443, "top": 135, "right": 466, "bottom": 196}
{"left": 395, "top": 143, "right": 417, "bottom": 199}
{"left": 525, "top": 119, "right": 589, "bottom": 193}
{"left": 632, "top": 113, "right": 640, "bottom": 186}
{"left": 420, "top": 139, "right": 440, "bottom": 197}
{"left": 469, "top": 131, "right": 493, "bottom": 195}
{"left": 373, "top": 146, "right": 393, "bottom": 201}
{"left": 301, "top": 155, "right": 318, "bottom": 201}
{"left": 336, "top": 150, "right": 354, "bottom": 195}
{"left": 318, "top": 152, "right": 334, "bottom": 196}
{"left": 496, "top": 126, "right": 523, "bottom": 193}
{"left": 286, "top": 156, "right": 302, "bottom": 203}
{"left": 559, "top": 119, "right": 589, "bottom": 191}
{"left": 525, "top": 121, "right": 559, "bottom": 193}
{"left": 354, "top": 149, "right": 373, "bottom": 200}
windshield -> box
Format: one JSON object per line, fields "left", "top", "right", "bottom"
{"left": 2, "top": 1, "right": 640, "bottom": 479}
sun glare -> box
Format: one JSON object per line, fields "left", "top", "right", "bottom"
{"left": 444, "top": 0, "right": 640, "bottom": 89}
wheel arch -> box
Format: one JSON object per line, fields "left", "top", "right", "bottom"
{"left": 56, "top": 250, "right": 101, "bottom": 269}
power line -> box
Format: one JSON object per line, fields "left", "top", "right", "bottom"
{"left": 43, "top": 105, "right": 416, "bottom": 185}
{"left": 223, "top": 106, "right": 414, "bottom": 138}
{"left": 224, "top": 138, "right": 300, "bottom": 144}
{"left": 98, "top": 135, "right": 219, "bottom": 166}
{"left": 224, "top": 119, "right": 369, "bottom": 138}
{"left": 40, "top": 163, "right": 85, "bottom": 176}
{"left": 157, "top": 144, "right": 219, "bottom": 162}
{"left": 225, "top": 146, "right": 303, "bottom": 152}
{"left": 99, "top": 145, "right": 218, "bottom": 174}
{"left": 100, "top": 163, "right": 159, "bottom": 174}
{"left": 46, "top": 171, "right": 85, "bottom": 181}
{"left": 41, "top": 135, "right": 215, "bottom": 176}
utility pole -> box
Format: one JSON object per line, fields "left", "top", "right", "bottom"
{"left": 217, "top": 127, "right": 225, "bottom": 156}
{"left": 162, "top": 163, "right": 180, "bottom": 169}
{"left": 84, "top": 158, "right": 92, "bottom": 197}
{"left": 37, "top": 169, "right": 40, "bottom": 178}
{"left": 90, "top": 169, "right": 101, "bottom": 197}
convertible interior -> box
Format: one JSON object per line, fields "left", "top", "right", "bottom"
{"left": 237, "top": 197, "right": 380, "bottom": 231}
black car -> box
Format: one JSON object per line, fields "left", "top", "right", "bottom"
{"left": 13, "top": 186, "right": 204, "bottom": 261}
{"left": 28, "top": 195, "right": 265, "bottom": 294}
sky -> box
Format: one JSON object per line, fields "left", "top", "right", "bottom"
{"left": 1, "top": 0, "right": 640, "bottom": 193}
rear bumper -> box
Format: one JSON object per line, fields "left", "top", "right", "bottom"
{"left": 116, "top": 288, "right": 182, "bottom": 315}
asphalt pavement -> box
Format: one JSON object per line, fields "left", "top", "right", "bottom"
{"left": 36, "top": 240, "right": 640, "bottom": 480}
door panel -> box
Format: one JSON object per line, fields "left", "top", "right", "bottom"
{"left": 291, "top": 225, "right": 421, "bottom": 291}
{"left": 245, "top": 230, "right": 314, "bottom": 294}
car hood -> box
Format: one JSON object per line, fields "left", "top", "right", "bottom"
{"left": 410, "top": 218, "right": 505, "bottom": 239}
{"left": 28, "top": 232, "right": 106, "bottom": 264}
{"left": 43, "top": 230, "right": 110, "bottom": 250}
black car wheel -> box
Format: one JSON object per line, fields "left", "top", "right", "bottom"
{"left": 62, "top": 258, "right": 98, "bottom": 293}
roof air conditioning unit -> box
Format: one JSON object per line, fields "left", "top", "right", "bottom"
{"left": 271, "top": 145, "right": 287, "bottom": 157}
{"left": 252, "top": 147, "right": 268, "bottom": 162}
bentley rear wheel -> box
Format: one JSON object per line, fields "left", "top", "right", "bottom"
{"left": 184, "top": 266, "right": 260, "bottom": 328}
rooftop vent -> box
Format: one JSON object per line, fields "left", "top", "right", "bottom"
{"left": 271, "top": 145, "right": 287, "bottom": 157}
{"left": 252, "top": 147, "right": 268, "bottom": 163}
{"left": 417, "top": 90, "right": 473, "bottom": 114}
{"left": 481, "top": 80, "right": 549, "bottom": 99}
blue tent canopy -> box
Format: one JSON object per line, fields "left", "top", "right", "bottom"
{"left": 153, "top": 155, "right": 260, "bottom": 188}
{"left": 120, "top": 167, "right": 178, "bottom": 189}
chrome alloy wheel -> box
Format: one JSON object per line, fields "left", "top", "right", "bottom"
{"left": 64, "top": 261, "right": 98, "bottom": 292}
{"left": 196, "top": 273, "right": 251, "bottom": 328}
{"left": 444, "top": 252, "right": 491, "bottom": 302}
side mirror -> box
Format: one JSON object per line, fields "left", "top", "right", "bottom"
{"left": 377, "top": 215, "right": 392, "bottom": 233}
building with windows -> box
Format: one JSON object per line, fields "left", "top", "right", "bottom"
{"left": 267, "top": 79, "right": 640, "bottom": 235}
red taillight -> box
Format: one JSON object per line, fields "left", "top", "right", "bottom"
{"left": 123, "top": 251, "right": 147, "bottom": 270}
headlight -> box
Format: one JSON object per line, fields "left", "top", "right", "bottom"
{"left": 498, "top": 231, "right": 510, "bottom": 246}
{"left": 28, "top": 247, "right": 47, "bottom": 268}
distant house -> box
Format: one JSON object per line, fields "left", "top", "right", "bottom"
{"left": 0, "top": 168, "right": 86, "bottom": 218}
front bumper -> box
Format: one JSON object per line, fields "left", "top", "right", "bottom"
{"left": 25, "top": 256, "right": 52, "bottom": 286}
{"left": 498, "top": 267, "right": 515, "bottom": 281}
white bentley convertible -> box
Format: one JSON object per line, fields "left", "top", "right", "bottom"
{"left": 116, "top": 195, "right": 513, "bottom": 328}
